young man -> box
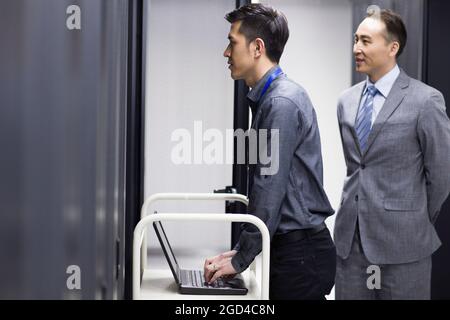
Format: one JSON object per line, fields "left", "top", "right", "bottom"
{"left": 203, "top": 4, "right": 336, "bottom": 300}
{"left": 334, "top": 9, "right": 450, "bottom": 299}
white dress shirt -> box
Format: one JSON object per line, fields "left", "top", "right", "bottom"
{"left": 357, "top": 64, "right": 400, "bottom": 127}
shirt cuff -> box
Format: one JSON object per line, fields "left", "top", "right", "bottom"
{"left": 231, "top": 251, "right": 251, "bottom": 273}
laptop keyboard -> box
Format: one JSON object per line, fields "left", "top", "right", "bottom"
{"left": 186, "top": 270, "right": 224, "bottom": 288}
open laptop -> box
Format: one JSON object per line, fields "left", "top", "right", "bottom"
{"left": 153, "top": 221, "right": 248, "bottom": 295}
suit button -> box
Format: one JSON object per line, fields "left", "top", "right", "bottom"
{"left": 361, "top": 164, "right": 365, "bottom": 169}
{"left": 355, "top": 195, "right": 359, "bottom": 202}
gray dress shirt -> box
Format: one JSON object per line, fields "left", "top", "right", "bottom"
{"left": 231, "top": 66, "right": 334, "bottom": 273}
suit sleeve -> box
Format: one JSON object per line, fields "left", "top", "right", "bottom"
{"left": 417, "top": 91, "right": 450, "bottom": 224}
{"left": 336, "top": 98, "right": 349, "bottom": 172}
{"left": 337, "top": 98, "right": 344, "bottom": 144}
{"left": 231, "top": 97, "right": 302, "bottom": 273}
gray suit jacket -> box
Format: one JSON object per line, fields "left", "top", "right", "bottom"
{"left": 334, "top": 69, "right": 450, "bottom": 264}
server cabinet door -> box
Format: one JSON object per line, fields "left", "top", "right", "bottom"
{"left": 0, "top": 0, "right": 128, "bottom": 299}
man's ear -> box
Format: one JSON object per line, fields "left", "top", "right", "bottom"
{"left": 390, "top": 41, "right": 400, "bottom": 57}
{"left": 254, "top": 38, "right": 265, "bottom": 58}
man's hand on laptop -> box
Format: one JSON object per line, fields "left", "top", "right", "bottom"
{"left": 204, "top": 250, "right": 237, "bottom": 284}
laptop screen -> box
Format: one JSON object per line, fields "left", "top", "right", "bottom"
{"left": 153, "top": 221, "right": 181, "bottom": 284}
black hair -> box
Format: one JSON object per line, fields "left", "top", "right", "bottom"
{"left": 225, "top": 3, "right": 289, "bottom": 63}
{"left": 368, "top": 9, "right": 407, "bottom": 58}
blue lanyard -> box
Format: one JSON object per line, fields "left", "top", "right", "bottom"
{"left": 259, "top": 66, "right": 284, "bottom": 100}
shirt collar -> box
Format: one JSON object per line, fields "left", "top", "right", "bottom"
{"left": 246, "top": 65, "right": 279, "bottom": 115}
{"left": 364, "top": 64, "right": 400, "bottom": 98}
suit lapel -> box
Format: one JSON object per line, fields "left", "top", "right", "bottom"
{"left": 362, "top": 70, "right": 410, "bottom": 156}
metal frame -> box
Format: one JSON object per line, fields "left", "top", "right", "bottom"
{"left": 139, "top": 193, "right": 249, "bottom": 270}
{"left": 422, "top": 0, "right": 450, "bottom": 299}
{"left": 230, "top": 0, "right": 251, "bottom": 248}
{"left": 133, "top": 212, "right": 270, "bottom": 300}
{"left": 124, "top": 0, "right": 145, "bottom": 299}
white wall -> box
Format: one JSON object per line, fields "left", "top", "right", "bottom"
{"left": 263, "top": 0, "right": 352, "bottom": 300}
{"left": 263, "top": 0, "right": 352, "bottom": 234}
{"left": 144, "top": 0, "right": 236, "bottom": 266}
{"left": 143, "top": 0, "right": 352, "bottom": 278}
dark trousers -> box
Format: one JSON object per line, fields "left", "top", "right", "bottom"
{"left": 269, "top": 227, "right": 336, "bottom": 300}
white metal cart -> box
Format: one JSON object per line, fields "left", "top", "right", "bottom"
{"left": 133, "top": 193, "right": 270, "bottom": 300}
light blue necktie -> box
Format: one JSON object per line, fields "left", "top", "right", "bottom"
{"left": 356, "top": 85, "right": 378, "bottom": 151}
